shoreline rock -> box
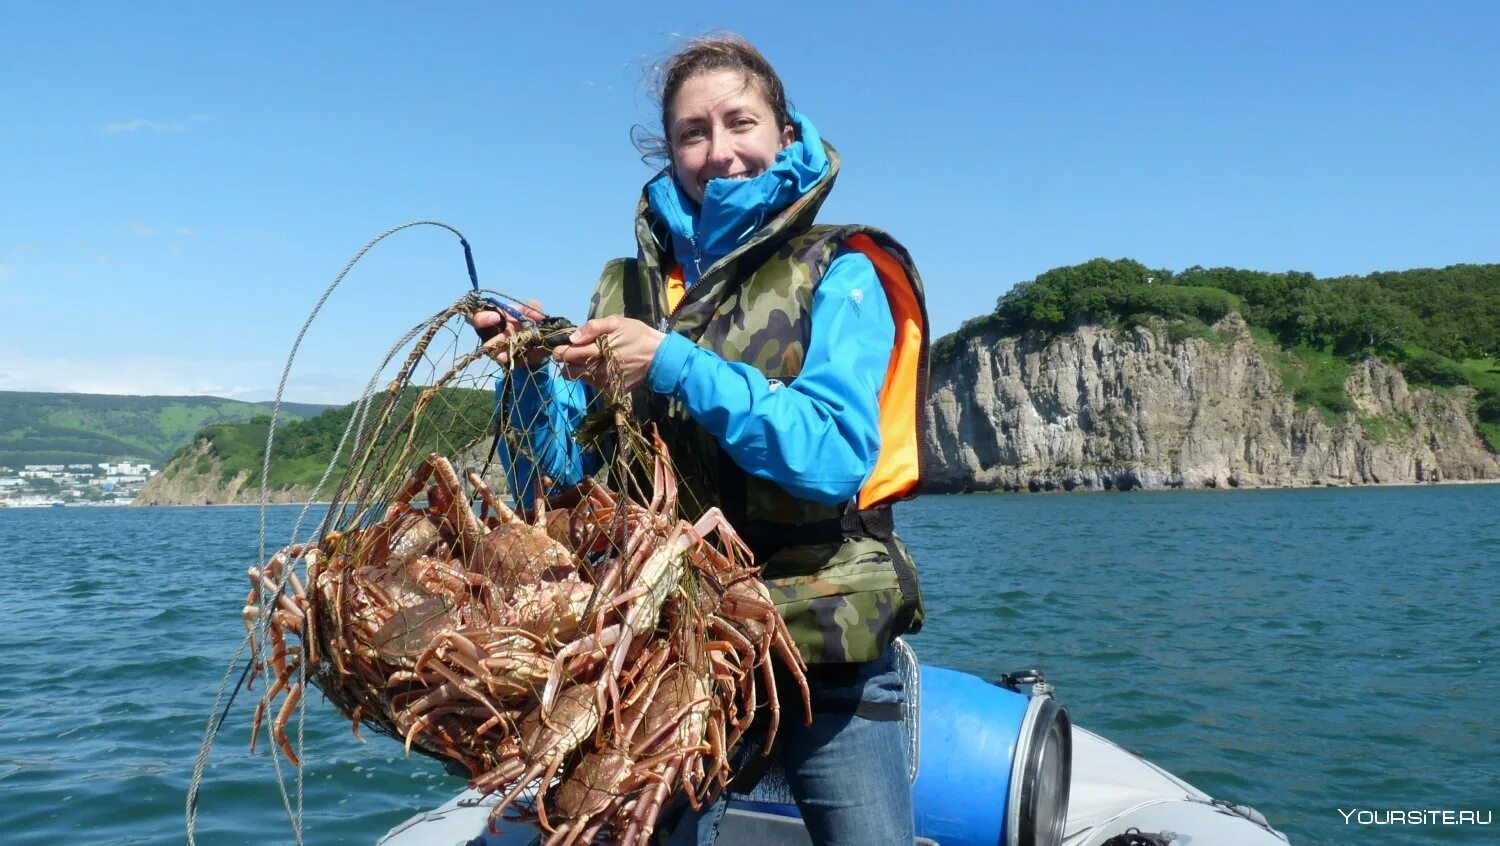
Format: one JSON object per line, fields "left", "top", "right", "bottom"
{"left": 136, "top": 436, "right": 507, "bottom": 507}
{"left": 133, "top": 439, "right": 316, "bottom": 506}
{"left": 139, "top": 315, "right": 1499, "bottom": 503}
{"left": 922, "top": 316, "right": 1500, "bottom": 493}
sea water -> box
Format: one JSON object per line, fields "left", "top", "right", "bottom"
{"left": 0, "top": 485, "right": 1495, "bottom": 844}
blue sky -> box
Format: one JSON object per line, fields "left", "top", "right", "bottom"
{"left": 2, "top": 2, "right": 1496, "bottom": 403}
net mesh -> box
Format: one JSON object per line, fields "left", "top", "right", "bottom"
{"left": 241, "top": 292, "right": 809, "bottom": 845}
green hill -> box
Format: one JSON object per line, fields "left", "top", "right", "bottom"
{"left": 157, "top": 386, "right": 496, "bottom": 493}
{"left": 933, "top": 259, "right": 1500, "bottom": 449}
{"left": 0, "top": 391, "right": 332, "bottom": 467}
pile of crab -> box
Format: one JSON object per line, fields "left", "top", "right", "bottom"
{"left": 243, "top": 434, "right": 809, "bottom": 845}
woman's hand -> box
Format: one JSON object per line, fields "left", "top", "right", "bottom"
{"left": 551, "top": 316, "right": 665, "bottom": 392}
{"left": 467, "top": 300, "right": 550, "bottom": 368}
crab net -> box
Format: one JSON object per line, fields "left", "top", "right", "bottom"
{"left": 233, "top": 287, "right": 808, "bottom": 845}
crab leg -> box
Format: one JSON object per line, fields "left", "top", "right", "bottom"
{"left": 271, "top": 681, "right": 304, "bottom": 767}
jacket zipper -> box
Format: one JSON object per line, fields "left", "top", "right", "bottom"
{"left": 660, "top": 186, "right": 704, "bottom": 329}
{"left": 656, "top": 169, "right": 821, "bottom": 331}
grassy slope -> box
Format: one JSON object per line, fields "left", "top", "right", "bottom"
{"left": 1462, "top": 358, "right": 1500, "bottom": 450}
{"left": 164, "top": 386, "right": 497, "bottom": 491}
{"left": 0, "top": 391, "right": 332, "bottom": 466}
{"left": 1247, "top": 328, "right": 1353, "bottom": 425}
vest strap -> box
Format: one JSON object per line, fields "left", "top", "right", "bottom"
{"left": 740, "top": 504, "right": 893, "bottom": 558}
{"left": 742, "top": 505, "right": 923, "bottom": 638}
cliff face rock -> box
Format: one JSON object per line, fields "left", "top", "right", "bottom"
{"left": 134, "top": 440, "right": 314, "bottom": 505}
{"left": 924, "top": 316, "right": 1500, "bottom": 492}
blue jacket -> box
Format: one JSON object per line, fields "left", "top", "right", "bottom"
{"left": 499, "top": 113, "right": 893, "bottom": 506}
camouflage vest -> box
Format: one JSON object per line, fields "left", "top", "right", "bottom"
{"left": 588, "top": 145, "right": 930, "bottom": 664}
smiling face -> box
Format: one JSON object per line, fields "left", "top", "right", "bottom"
{"left": 668, "top": 69, "right": 795, "bottom": 204}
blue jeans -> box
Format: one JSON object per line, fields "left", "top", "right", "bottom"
{"left": 664, "top": 646, "right": 914, "bottom": 846}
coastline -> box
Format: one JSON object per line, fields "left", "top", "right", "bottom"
{"left": 925, "top": 473, "right": 1500, "bottom": 496}
{"left": 14, "top": 476, "right": 1495, "bottom": 509}
{"left": 130, "top": 500, "right": 335, "bottom": 508}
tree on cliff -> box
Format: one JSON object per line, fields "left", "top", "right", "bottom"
{"left": 934, "top": 258, "right": 1500, "bottom": 444}
{"left": 985, "top": 258, "right": 1498, "bottom": 363}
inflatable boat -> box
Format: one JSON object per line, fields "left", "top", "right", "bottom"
{"left": 379, "top": 643, "right": 1288, "bottom": 845}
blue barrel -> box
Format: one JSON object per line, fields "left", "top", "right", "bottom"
{"left": 912, "top": 667, "right": 1031, "bottom": 845}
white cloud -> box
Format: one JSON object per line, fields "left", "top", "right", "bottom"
{"left": 0, "top": 349, "right": 361, "bottom": 404}
{"left": 177, "top": 225, "right": 196, "bottom": 238}
{"left": 129, "top": 222, "right": 158, "bottom": 237}
{"left": 102, "top": 117, "right": 188, "bottom": 134}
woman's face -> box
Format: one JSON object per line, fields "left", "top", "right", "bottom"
{"left": 668, "top": 69, "right": 794, "bottom": 204}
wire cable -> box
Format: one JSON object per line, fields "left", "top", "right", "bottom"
{"left": 186, "top": 221, "right": 476, "bottom": 846}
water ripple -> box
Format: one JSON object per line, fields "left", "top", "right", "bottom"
{"left": 900, "top": 485, "right": 1500, "bottom": 846}
{"left": 2, "top": 489, "right": 1497, "bottom": 845}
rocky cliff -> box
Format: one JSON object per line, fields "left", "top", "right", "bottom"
{"left": 924, "top": 316, "right": 1500, "bottom": 492}
{"left": 134, "top": 440, "right": 316, "bottom": 505}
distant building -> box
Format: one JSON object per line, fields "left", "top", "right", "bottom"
{"left": 100, "top": 461, "right": 153, "bottom": 476}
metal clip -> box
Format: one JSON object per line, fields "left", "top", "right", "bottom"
{"left": 998, "top": 669, "right": 1055, "bottom": 698}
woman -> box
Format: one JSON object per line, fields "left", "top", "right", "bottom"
{"left": 474, "top": 34, "right": 931, "bottom": 845}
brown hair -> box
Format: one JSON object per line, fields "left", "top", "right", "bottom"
{"left": 633, "top": 33, "right": 793, "bottom": 166}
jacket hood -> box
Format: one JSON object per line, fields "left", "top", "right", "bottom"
{"left": 643, "top": 112, "right": 835, "bottom": 284}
